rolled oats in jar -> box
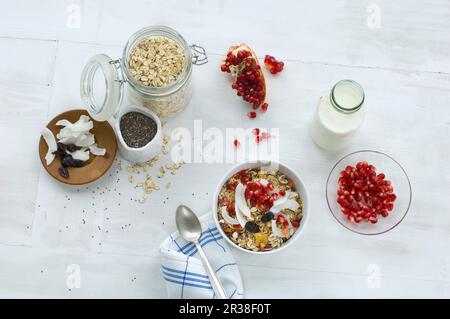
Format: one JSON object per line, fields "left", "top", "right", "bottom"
{"left": 122, "top": 26, "right": 205, "bottom": 118}
{"left": 80, "top": 25, "right": 207, "bottom": 122}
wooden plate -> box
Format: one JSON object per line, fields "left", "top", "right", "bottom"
{"left": 38, "top": 109, "right": 117, "bottom": 185}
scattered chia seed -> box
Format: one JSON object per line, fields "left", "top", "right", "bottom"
{"left": 120, "top": 111, "right": 158, "bottom": 148}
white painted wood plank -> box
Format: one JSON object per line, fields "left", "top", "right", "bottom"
{"left": 1, "top": 0, "right": 449, "bottom": 73}
{"left": 0, "top": 0, "right": 101, "bottom": 43}
{"left": 0, "top": 38, "right": 57, "bottom": 246}
{"left": 0, "top": 244, "right": 166, "bottom": 298}
{"left": 0, "top": 244, "right": 449, "bottom": 298}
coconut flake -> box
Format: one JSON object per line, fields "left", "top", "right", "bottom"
{"left": 67, "top": 149, "right": 90, "bottom": 161}
{"left": 235, "top": 183, "right": 251, "bottom": 217}
{"left": 41, "top": 127, "right": 57, "bottom": 165}
{"left": 271, "top": 219, "right": 285, "bottom": 237}
{"left": 71, "top": 119, "right": 93, "bottom": 132}
{"left": 89, "top": 143, "right": 106, "bottom": 156}
{"left": 55, "top": 119, "right": 73, "bottom": 127}
{"left": 52, "top": 115, "right": 106, "bottom": 164}
{"left": 234, "top": 201, "right": 248, "bottom": 228}
{"left": 272, "top": 191, "right": 290, "bottom": 207}
{"left": 220, "top": 206, "right": 239, "bottom": 225}
{"left": 74, "top": 133, "right": 95, "bottom": 147}
{"left": 271, "top": 196, "right": 300, "bottom": 214}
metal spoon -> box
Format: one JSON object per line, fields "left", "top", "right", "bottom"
{"left": 176, "top": 205, "right": 227, "bottom": 299}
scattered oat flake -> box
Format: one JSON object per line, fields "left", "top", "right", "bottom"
{"left": 163, "top": 135, "right": 170, "bottom": 144}
{"left": 138, "top": 193, "right": 148, "bottom": 204}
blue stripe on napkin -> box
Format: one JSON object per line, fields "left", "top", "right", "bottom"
{"left": 177, "top": 227, "right": 221, "bottom": 254}
{"left": 163, "top": 276, "right": 212, "bottom": 290}
{"left": 162, "top": 271, "right": 211, "bottom": 285}
{"left": 161, "top": 265, "right": 209, "bottom": 279}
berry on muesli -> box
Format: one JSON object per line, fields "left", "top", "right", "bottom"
{"left": 217, "top": 167, "right": 303, "bottom": 252}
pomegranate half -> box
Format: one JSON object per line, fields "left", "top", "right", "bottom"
{"left": 220, "top": 44, "right": 267, "bottom": 114}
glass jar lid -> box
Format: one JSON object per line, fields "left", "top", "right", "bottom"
{"left": 80, "top": 54, "right": 124, "bottom": 121}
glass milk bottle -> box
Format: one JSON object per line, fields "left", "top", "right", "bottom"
{"left": 309, "top": 80, "right": 365, "bottom": 151}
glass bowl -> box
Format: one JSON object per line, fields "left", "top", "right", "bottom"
{"left": 326, "top": 150, "right": 412, "bottom": 235}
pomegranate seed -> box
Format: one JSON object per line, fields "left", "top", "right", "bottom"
{"left": 233, "top": 139, "right": 240, "bottom": 147}
{"left": 261, "top": 103, "right": 269, "bottom": 112}
{"left": 291, "top": 220, "right": 299, "bottom": 228}
{"left": 368, "top": 216, "right": 378, "bottom": 224}
{"left": 247, "top": 111, "right": 257, "bottom": 119}
{"left": 276, "top": 215, "right": 285, "bottom": 224}
{"left": 252, "top": 128, "right": 260, "bottom": 135}
{"left": 279, "top": 189, "right": 286, "bottom": 196}
{"left": 336, "top": 161, "right": 395, "bottom": 224}
{"left": 264, "top": 55, "right": 285, "bottom": 74}
{"left": 226, "top": 182, "right": 237, "bottom": 191}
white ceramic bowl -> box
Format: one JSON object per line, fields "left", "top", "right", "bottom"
{"left": 115, "top": 105, "right": 162, "bottom": 163}
{"left": 212, "top": 160, "right": 310, "bottom": 255}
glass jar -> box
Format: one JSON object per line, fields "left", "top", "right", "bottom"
{"left": 309, "top": 80, "right": 365, "bottom": 151}
{"left": 80, "top": 25, "right": 207, "bottom": 121}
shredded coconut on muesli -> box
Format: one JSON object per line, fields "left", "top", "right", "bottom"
{"left": 217, "top": 167, "right": 303, "bottom": 252}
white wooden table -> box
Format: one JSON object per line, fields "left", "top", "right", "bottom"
{"left": 1, "top": 0, "right": 450, "bottom": 298}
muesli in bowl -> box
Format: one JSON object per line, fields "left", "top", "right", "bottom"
{"left": 213, "top": 161, "right": 309, "bottom": 254}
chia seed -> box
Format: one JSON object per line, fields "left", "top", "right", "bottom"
{"left": 120, "top": 112, "right": 158, "bottom": 148}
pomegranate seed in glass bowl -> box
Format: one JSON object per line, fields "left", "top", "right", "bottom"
{"left": 326, "top": 150, "right": 412, "bottom": 235}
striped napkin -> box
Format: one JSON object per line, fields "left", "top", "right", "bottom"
{"left": 159, "top": 213, "right": 244, "bottom": 299}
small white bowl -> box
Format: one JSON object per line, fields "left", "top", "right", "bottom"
{"left": 115, "top": 105, "right": 162, "bottom": 163}
{"left": 212, "top": 160, "right": 310, "bottom": 255}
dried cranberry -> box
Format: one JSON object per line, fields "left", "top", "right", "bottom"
{"left": 244, "top": 221, "right": 260, "bottom": 233}
{"left": 61, "top": 155, "right": 74, "bottom": 168}
{"left": 261, "top": 212, "right": 275, "bottom": 223}
{"left": 71, "top": 159, "right": 84, "bottom": 167}
{"left": 58, "top": 167, "right": 69, "bottom": 178}
{"left": 54, "top": 143, "right": 67, "bottom": 157}
{"left": 66, "top": 144, "right": 78, "bottom": 152}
